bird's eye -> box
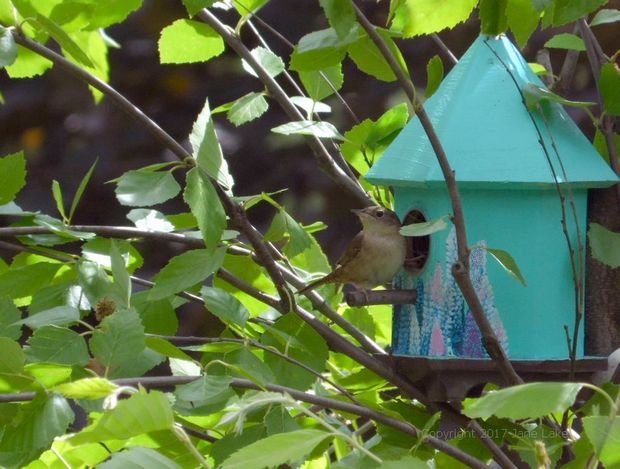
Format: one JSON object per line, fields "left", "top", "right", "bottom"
{"left": 376, "top": 209, "right": 384, "bottom": 218}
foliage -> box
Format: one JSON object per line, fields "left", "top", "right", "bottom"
{"left": 0, "top": 0, "right": 618, "bottom": 468}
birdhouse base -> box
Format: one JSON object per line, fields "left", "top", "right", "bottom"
{"left": 376, "top": 355, "right": 608, "bottom": 402}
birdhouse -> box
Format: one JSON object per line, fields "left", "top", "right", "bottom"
{"left": 365, "top": 35, "right": 618, "bottom": 370}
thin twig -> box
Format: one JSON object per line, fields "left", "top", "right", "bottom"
{"left": 431, "top": 34, "right": 458, "bottom": 66}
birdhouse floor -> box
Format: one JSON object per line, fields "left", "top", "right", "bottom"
{"left": 376, "top": 355, "right": 608, "bottom": 402}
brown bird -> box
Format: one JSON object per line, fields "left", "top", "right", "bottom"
{"left": 298, "top": 206, "right": 407, "bottom": 294}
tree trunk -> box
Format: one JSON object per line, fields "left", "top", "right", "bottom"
{"left": 585, "top": 187, "right": 620, "bottom": 355}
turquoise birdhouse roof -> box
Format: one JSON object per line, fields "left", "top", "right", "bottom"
{"left": 365, "top": 35, "right": 619, "bottom": 189}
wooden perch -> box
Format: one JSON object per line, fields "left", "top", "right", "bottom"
{"left": 345, "top": 289, "right": 417, "bottom": 307}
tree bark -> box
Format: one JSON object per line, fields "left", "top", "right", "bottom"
{"left": 585, "top": 187, "right": 620, "bottom": 355}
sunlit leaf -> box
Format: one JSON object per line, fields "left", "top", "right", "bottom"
{"left": 463, "top": 382, "right": 582, "bottom": 419}
{"left": 544, "top": 33, "right": 585, "bottom": 51}
{"left": 425, "top": 55, "right": 443, "bottom": 98}
{"left": 241, "top": 46, "right": 284, "bottom": 78}
{"left": 221, "top": 429, "right": 333, "bottom": 469}
{"left": 590, "top": 8, "right": 620, "bottom": 26}
{"left": 227, "top": 92, "right": 269, "bottom": 126}
{"left": 272, "top": 120, "right": 344, "bottom": 140}
{"left": 54, "top": 377, "right": 118, "bottom": 400}
{"left": 391, "top": 0, "right": 478, "bottom": 37}
{"left": 158, "top": 19, "right": 224, "bottom": 64}
{"left": 114, "top": 170, "right": 181, "bottom": 207}
{"left": 0, "top": 151, "right": 26, "bottom": 205}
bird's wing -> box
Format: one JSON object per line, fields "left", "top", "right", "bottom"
{"left": 335, "top": 232, "right": 364, "bottom": 269}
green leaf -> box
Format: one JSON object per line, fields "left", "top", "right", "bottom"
{"left": 582, "top": 416, "right": 620, "bottom": 467}
{"left": 425, "top": 55, "right": 443, "bottom": 98}
{"left": 71, "top": 390, "right": 174, "bottom": 444}
{"left": 68, "top": 158, "right": 97, "bottom": 222}
{"left": 0, "top": 394, "right": 74, "bottom": 467}
{"left": 182, "top": 0, "right": 217, "bottom": 17}
{"left": 290, "top": 96, "right": 331, "bottom": 116}
{"left": 523, "top": 83, "right": 595, "bottom": 110}
{"left": 219, "top": 348, "right": 275, "bottom": 387}
{"left": 0, "top": 296, "right": 22, "bottom": 339}
{"left": 98, "top": 447, "right": 182, "bottom": 469}
{"left": 54, "top": 377, "right": 118, "bottom": 399}
{"left": 262, "top": 313, "right": 328, "bottom": 390}
{"left": 463, "top": 382, "right": 582, "bottom": 419}
{"left": 299, "top": 64, "right": 343, "bottom": 101}
{"left": 158, "top": 19, "right": 224, "bottom": 64}
{"left": 272, "top": 120, "right": 344, "bottom": 140}
{"left": 5, "top": 44, "right": 53, "bottom": 78}
{"left": 221, "top": 429, "right": 333, "bottom": 469}
{"left": 265, "top": 209, "right": 313, "bottom": 257}
{"left": 87, "top": 0, "right": 143, "bottom": 29}
{"left": 145, "top": 336, "right": 193, "bottom": 361}
{"left": 190, "top": 98, "right": 234, "bottom": 190}
{"left": 290, "top": 28, "right": 357, "bottom": 71}
{"left": 227, "top": 92, "right": 269, "bottom": 126}
{"left": 149, "top": 247, "right": 226, "bottom": 301}
{"left": 320, "top": 0, "right": 356, "bottom": 39}
{"left": 400, "top": 215, "right": 448, "bottom": 236}
{"left": 29, "top": 13, "right": 94, "bottom": 68}
{"left": 550, "top": 0, "right": 607, "bottom": 26}
{"left": 506, "top": 0, "right": 540, "bottom": 46}
{"left": 391, "top": 0, "right": 478, "bottom": 37}
{"left": 115, "top": 170, "right": 181, "bottom": 207}
{"left": 0, "top": 337, "right": 25, "bottom": 374}
{"left": 0, "top": 151, "right": 26, "bottom": 205}
{"left": 233, "top": 0, "right": 269, "bottom": 17}
{"left": 213, "top": 253, "right": 276, "bottom": 316}
{"left": 26, "top": 325, "right": 90, "bottom": 365}
{"left": 479, "top": 0, "right": 508, "bottom": 35}
{"left": 127, "top": 208, "right": 175, "bottom": 232}
{"left": 110, "top": 239, "right": 131, "bottom": 308}
{"left": 380, "top": 456, "right": 431, "bottom": 469}
{"left": 174, "top": 374, "right": 233, "bottom": 413}
{"left": 589, "top": 222, "right": 620, "bottom": 268}
{"left": 202, "top": 287, "right": 250, "bottom": 327}
{"left": 544, "top": 33, "right": 585, "bottom": 51}
{"left": 183, "top": 168, "right": 227, "bottom": 250}
{"left": 0, "top": 263, "right": 62, "bottom": 301}
{"left": 0, "top": 26, "right": 17, "bottom": 67}
{"left": 132, "top": 292, "right": 178, "bottom": 335}
{"left": 82, "top": 238, "right": 143, "bottom": 274}
{"left": 16, "top": 305, "right": 79, "bottom": 329}
{"left": 343, "top": 103, "right": 409, "bottom": 174}
{"left": 600, "top": 62, "right": 620, "bottom": 116}
{"left": 242, "top": 46, "right": 285, "bottom": 78}
{"left": 90, "top": 308, "right": 145, "bottom": 368}
{"left": 590, "top": 8, "right": 620, "bottom": 26}
{"left": 483, "top": 246, "right": 527, "bottom": 286}
{"left": 51, "top": 180, "right": 67, "bottom": 222}
{"left": 347, "top": 29, "right": 407, "bottom": 82}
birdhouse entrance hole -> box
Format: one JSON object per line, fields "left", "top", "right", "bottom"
{"left": 403, "top": 209, "right": 430, "bottom": 275}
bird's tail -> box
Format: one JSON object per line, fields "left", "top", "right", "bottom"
{"left": 297, "top": 273, "right": 333, "bottom": 295}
